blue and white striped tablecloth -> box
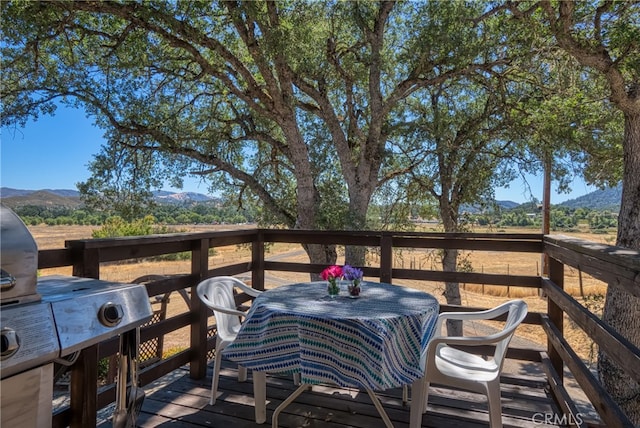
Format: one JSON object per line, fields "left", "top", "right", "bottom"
{"left": 222, "top": 281, "right": 439, "bottom": 391}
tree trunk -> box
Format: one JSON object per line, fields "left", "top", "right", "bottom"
{"left": 597, "top": 111, "right": 640, "bottom": 425}
{"left": 344, "top": 184, "right": 372, "bottom": 267}
{"left": 541, "top": 153, "right": 551, "bottom": 276}
{"left": 442, "top": 248, "right": 463, "bottom": 336}
{"left": 440, "top": 199, "right": 463, "bottom": 336}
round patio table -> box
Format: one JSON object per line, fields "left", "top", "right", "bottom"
{"left": 223, "top": 280, "right": 439, "bottom": 427}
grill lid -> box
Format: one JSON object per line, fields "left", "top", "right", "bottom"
{"left": 0, "top": 205, "right": 39, "bottom": 305}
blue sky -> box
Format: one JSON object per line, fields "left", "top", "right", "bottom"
{"left": 1, "top": 105, "right": 596, "bottom": 203}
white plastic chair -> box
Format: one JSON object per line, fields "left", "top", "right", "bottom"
{"left": 410, "top": 300, "right": 528, "bottom": 428}
{"left": 196, "top": 276, "right": 261, "bottom": 405}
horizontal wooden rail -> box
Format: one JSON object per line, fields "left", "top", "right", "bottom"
{"left": 541, "top": 279, "right": 640, "bottom": 384}
{"left": 391, "top": 235, "right": 543, "bottom": 252}
{"left": 540, "top": 352, "right": 590, "bottom": 428}
{"left": 65, "top": 229, "right": 258, "bottom": 249}
{"left": 36, "top": 229, "right": 639, "bottom": 427}
{"left": 142, "top": 274, "right": 195, "bottom": 297}
{"left": 541, "top": 314, "right": 634, "bottom": 428}
{"left": 207, "top": 263, "right": 253, "bottom": 278}
{"left": 544, "top": 235, "right": 640, "bottom": 298}
{"left": 262, "top": 261, "right": 542, "bottom": 288}
{"left": 38, "top": 248, "right": 74, "bottom": 269}
{"left": 392, "top": 268, "right": 541, "bottom": 287}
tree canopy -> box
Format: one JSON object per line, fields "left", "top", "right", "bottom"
{"left": 2, "top": 1, "right": 622, "bottom": 234}
{"left": 1, "top": 0, "right": 525, "bottom": 263}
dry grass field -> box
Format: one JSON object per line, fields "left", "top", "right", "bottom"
{"left": 30, "top": 224, "right": 614, "bottom": 366}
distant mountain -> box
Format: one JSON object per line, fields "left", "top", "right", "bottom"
{"left": 0, "top": 187, "right": 215, "bottom": 208}
{"left": 0, "top": 188, "right": 80, "bottom": 198}
{"left": 152, "top": 190, "right": 175, "bottom": 197}
{"left": 0, "top": 188, "right": 32, "bottom": 198}
{"left": 496, "top": 200, "right": 520, "bottom": 210}
{"left": 559, "top": 184, "right": 622, "bottom": 211}
{"left": 0, "top": 184, "right": 623, "bottom": 212}
{"left": 460, "top": 199, "right": 520, "bottom": 214}
{"left": 458, "top": 186, "right": 623, "bottom": 214}
{"left": 0, "top": 189, "right": 83, "bottom": 209}
{"left": 154, "top": 191, "right": 213, "bottom": 204}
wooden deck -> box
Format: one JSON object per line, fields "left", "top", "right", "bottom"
{"left": 100, "top": 360, "right": 569, "bottom": 428}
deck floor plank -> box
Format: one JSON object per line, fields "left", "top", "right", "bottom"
{"left": 101, "top": 361, "right": 563, "bottom": 427}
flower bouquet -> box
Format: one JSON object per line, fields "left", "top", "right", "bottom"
{"left": 343, "top": 265, "right": 363, "bottom": 297}
{"left": 320, "top": 265, "right": 343, "bottom": 297}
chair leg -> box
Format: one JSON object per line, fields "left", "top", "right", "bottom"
{"left": 211, "top": 346, "right": 223, "bottom": 405}
{"left": 486, "top": 381, "right": 503, "bottom": 428}
{"left": 253, "top": 371, "right": 267, "bottom": 424}
{"left": 409, "top": 378, "right": 426, "bottom": 428}
{"left": 421, "top": 380, "right": 430, "bottom": 414}
{"left": 238, "top": 364, "right": 247, "bottom": 382}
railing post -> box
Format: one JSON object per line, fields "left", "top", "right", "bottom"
{"left": 67, "top": 242, "right": 100, "bottom": 427}
{"left": 69, "top": 242, "right": 100, "bottom": 279}
{"left": 380, "top": 233, "right": 393, "bottom": 284}
{"left": 252, "top": 230, "right": 265, "bottom": 291}
{"left": 190, "top": 237, "right": 210, "bottom": 379}
{"left": 69, "top": 344, "right": 98, "bottom": 428}
{"left": 548, "top": 256, "right": 564, "bottom": 381}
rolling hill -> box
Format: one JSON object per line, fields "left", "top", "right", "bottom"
{"left": 559, "top": 183, "right": 622, "bottom": 211}
{"left": 0, "top": 187, "right": 215, "bottom": 209}
{"left": 0, "top": 189, "right": 83, "bottom": 209}
{"left": 0, "top": 184, "right": 622, "bottom": 212}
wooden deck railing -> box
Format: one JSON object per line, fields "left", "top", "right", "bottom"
{"left": 38, "top": 229, "right": 640, "bottom": 428}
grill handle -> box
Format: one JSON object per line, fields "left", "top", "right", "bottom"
{"left": 0, "top": 269, "right": 16, "bottom": 291}
{"left": 112, "top": 328, "right": 144, "bottom": 428}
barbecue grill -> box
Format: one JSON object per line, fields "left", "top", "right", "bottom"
{"left": 0, "top": 205, "right": 153, "bottom": 427}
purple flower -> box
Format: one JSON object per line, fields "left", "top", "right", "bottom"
{"left": 342, "top": 265, "right": 363, "bottom": 281}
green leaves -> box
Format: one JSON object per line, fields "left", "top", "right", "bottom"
{"left": 1, "top": 0, "right": 632, "bottom": 237}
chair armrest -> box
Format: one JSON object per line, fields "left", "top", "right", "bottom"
{"left": 428, "top": 328, "right": 515, "bottom": 348}
{"left": 234, "top": 280, "right": 262, "bottom": 298}
{"left": 433, "top": 301, "right": 519, "bottom": 335}
{"left": 438, "top": 306, "right": 510, "bottom": 323}
{"left": 421, "top": 329, "right": 515, "bottom": 368}
{"left": 204, "top": 304, "right": 248, "bottom": 318}
{"left": 240, "top": 286, "right": 262, "bottom": 298}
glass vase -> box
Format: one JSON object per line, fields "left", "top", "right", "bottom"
{"left": 327, "top": 280, "right": 340, "bottom": 298}
{"left": 348, "top": 280, "right": 361, "bottom": 297}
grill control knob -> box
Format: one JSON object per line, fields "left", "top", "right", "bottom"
{"left": 98, "top": 302, "right": 124, "bottom": 327}
{"left": 1, "top": 328, "right": 19, "bottom": 360}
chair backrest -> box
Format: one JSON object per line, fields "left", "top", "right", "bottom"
{"left": 196, "top": 276, "right": 247, "bottom": 342}
{"left": 493, "top": 300, "right": 528, "bottom": 369}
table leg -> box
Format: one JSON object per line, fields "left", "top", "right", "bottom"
{"left": 365, "top": 388, "right": 394, "bottom": 428}
{"left": 272, "top": 383, "right": 310, "bottom": 428}
{"left": 253, "top": 371, "right": 266, "bottom": 424}
{"left": 409, "top": 378, "right": 425, "bottom": 428}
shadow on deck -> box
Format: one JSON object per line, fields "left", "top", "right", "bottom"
{"left": 99, "top": 359, "right": 575, "bottom": 428}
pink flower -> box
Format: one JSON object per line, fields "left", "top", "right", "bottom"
{"left": 321, "top": 265, "right": 343, "bottom": 281}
